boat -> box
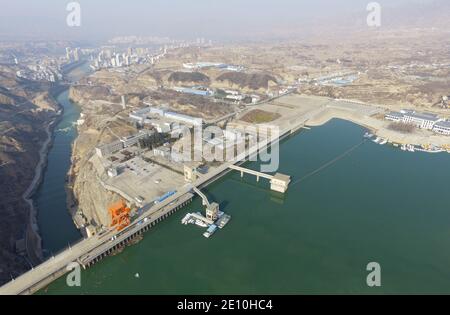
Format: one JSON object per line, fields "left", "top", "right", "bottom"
{"left": 407, "top": 144, "right": 415, "bottom": 152}
{"left": 429, "top": 146, "right": 444, "bottom": 153}
{"left": 195, "top": 219, "right": 208, "bottom": 228}
{"left": 401, "top": 144, "right": 407, "bottom": 151}
{"left": 364, "top": 132, "right": 374, "bottom": 139}
{"left": 373, "top": 137, "right": 381, "bottom": 144}
{"left": 181, "top": 214, "right": 192, "bottom": 225}
{"left": 203, "top": 224, "right": 218, "bottom": 238}
{"left": 379, "top": 138, "right": 388, "bottom": 145}
{"left": 216, "top": 214, "right": 231, "bottom": 229}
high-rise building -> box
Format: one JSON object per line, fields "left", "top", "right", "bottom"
{"left": 115, "top": 54, "right": 121, "bottom": 67}
{"left": 66, "top": 47, "right": 72, "bottom": 61}
{"left": 125, "top": 55, "right": 131, "bottom": 66}
{"left": 73, "top": 48, "right": 80, "bottom": 61}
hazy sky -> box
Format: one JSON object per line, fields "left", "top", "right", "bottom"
{"left": 0, "top": 0, "right": 441, "bottom": 41}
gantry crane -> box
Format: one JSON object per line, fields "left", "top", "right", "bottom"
{"left": 108, "top": 199, "right": 131, "bottom": 232}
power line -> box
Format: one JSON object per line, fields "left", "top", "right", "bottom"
{"left": 291, "top": 139, "right": 367, "bottom": 186}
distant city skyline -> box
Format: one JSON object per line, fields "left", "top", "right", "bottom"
{"left": 0, "top": 0, "right": 443, "bottom": 41}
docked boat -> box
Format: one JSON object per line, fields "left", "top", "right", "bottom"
{"left": 195, "top": 219, "right": 208, "bottom": 228}
{"left": 379, "top": 138, "right": 388, "bottom": 145}
{"left": 407, "top": 144, "right": 415, "bottom": 152}
{"left": 373, "top": 137, "right": 381, "bottom": 144}
{"left": 428, "top": 145, "right": 444, "bottom": 153}
{"left": 203, "top": 224, "right": 218, "bottom": 238}
{"left": 401, "top": 144, "right": 407, "bottom": 151}
{"left": 181, "top": 214, "right": 191, "bottom": 225}
{"left": 364, "top": 132, "right": 374, "bottom": 139}
{"left": 216, "top": 214, "right": 231, "bottom": 229}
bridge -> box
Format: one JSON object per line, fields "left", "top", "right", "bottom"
{"left": 0, "top": 191, "right": 194, "bottom": 295}
{"left": 229, "top": 165, "right": 275, "bottom": 182}
{"left": 228, "top": 165, "right": 291, "bottom": 193}
{"left": 190, "top": 185, "right": 220, "bottom": 222}
{"left": 191, "top": 186, "right": 211, "bottom": 208}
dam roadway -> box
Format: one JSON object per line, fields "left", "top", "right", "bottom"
{"left": 0, "top": 110, "right": 313, "bottom": 295}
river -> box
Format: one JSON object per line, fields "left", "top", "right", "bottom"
{"left": 38, "top": 119, "right": 450, "bottom": 294}
{"left": 34, "top": 63, "right": 92, "bottom": 255}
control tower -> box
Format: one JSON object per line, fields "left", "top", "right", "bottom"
{"left": 206, "top": 202, "right": 219, "bottom": 221}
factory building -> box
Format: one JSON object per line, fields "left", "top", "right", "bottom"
{"left": 151, "top": 121, "right": 172, "bottom": 133}
{"left": 164, "top": 112, "right": 203, "bottom": 127}
{"left": 401, "top": 111, "right": 441, "bottom": 130}
{"left": 96, "top": 130, "right": 153, "bottom": 158}
{"left": 130, "top": 105, "right": 201, "bottom": 128}
{"left": 95, "top": 140, "right": 124, "bottom": 158}
{"left": 385, "top": 112, "right": 404, "bottom": 122}
{"left": 129, "top": 107, "right": 153, "bottom": 123}
{"left": 153, "top": 146, "right": 171, "bottom": 159}
{"left": 120, "top": 130, "right": 153, "bottom": 147}
{"left": 433, "top": 121, "right": 450, "bottom": 135}
{"left": 174, "top": 86, "right": 213, "bottom": 97}
{"left": 150, "top": 107, "right": 166, "bottom": 117}
{"left": 385, "top": 110, "right": 442, "bottom": 130}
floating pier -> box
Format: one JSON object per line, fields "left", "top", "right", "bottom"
{"left": 185, "top": 187, "right": 231, "bottom": 238}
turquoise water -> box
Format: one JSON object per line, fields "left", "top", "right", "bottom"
{"left": 39, "top": 119, "right": 450, "bottom": 294}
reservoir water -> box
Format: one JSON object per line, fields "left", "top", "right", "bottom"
{"left": 39, "top": 119, "right": 450, "bottom": 294}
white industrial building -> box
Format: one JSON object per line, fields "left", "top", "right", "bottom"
{"left": 120, "top": 130, "right": 153, "bottom": 147}
{"left": 130, "top": 106, "right": 201, "bottom": 127}
{"left": 402, "top": 111, "right": 441, "bottom": 130}
{"left": 385, "top": 112, "right": 404, "bottom": 122}
{"left": 164, "top": 112, "right": 203, "bottom": 127}
{"left": 385, "top": 110, "right": 442, "bottom": 130}
{"left": 153, "top": 146, "right": 171, "bottom": 159}
{"left": 225, "top": 94, "right": 245, "bottom": 102}
{"left": 151, "top": 121, "right": 172, "bottom": 133}
{"left": 433, "top": 121, "right": 450, "bottom": 135}
{"left": 129, "top": 107, "right": 152, "bottom": 123}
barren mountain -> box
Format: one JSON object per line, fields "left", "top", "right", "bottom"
{"left": 168, "top": 72, "right": 210, "bottom": 85}
{"left": 0, "top": 69, "right": 58, "bottom": 285}
{"left": 216, "top": 72, "right": 277, "bottom": 91}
